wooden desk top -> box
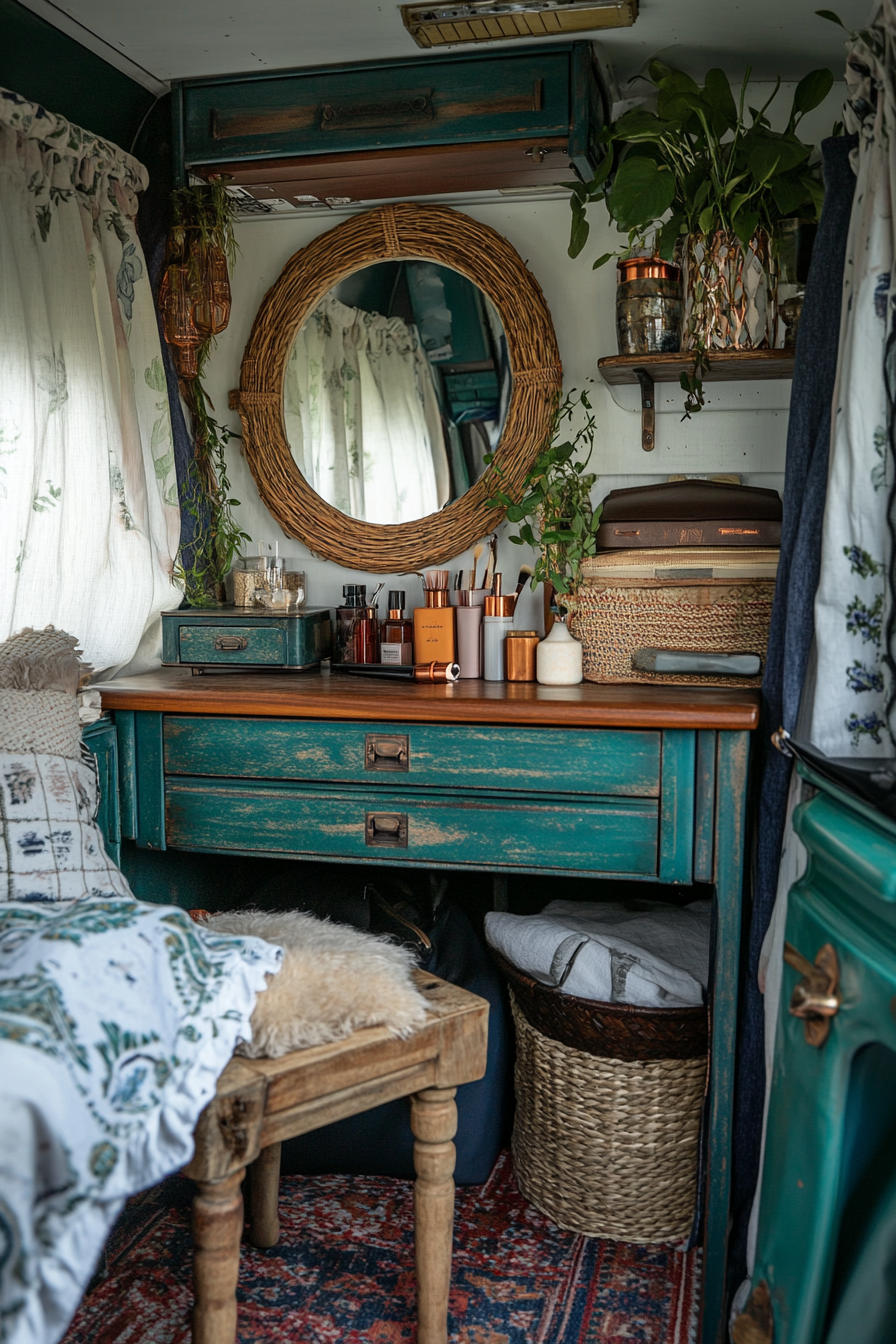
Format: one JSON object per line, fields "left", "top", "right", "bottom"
{"left": 95, "top": 666, "right": 760, "bottom": 731}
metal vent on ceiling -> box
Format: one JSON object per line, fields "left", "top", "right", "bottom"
{"left": 400, "top": 0, "right": 637, "bottom": 48}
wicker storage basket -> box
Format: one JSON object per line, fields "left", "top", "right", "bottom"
{"left": 571, "top": 547, "right": 778, "bottom": 687}
{"left": 494, "top": 950, "right": 708, "bottom": 1243}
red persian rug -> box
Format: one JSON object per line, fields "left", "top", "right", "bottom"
{"left": 63, "top": 1152, "right": 699, "bottom": 1343}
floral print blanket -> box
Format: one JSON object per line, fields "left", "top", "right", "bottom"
{"left": 0, "top": 896, "right": 282, "bottom": 1344}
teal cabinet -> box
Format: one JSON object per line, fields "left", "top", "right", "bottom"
{"left": 745, "top": 768, "right": 896, "bottom": 1344}
{"left": 81, "top": 716, "right": 121, "bottom": 866}
{"left": 99, "top": 669, "right": 755, "bottom": 1344}
{"left": 174, "top": 43, "right": 605, "bottom": 199}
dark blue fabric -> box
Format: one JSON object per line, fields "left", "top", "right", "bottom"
{"left": 279, "top": 903, "right": 512, "bottom": 1184}
{"left": 727, "top": 135, "right": 859, "bottom": 1296}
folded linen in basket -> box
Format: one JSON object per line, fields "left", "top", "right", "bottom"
{"left": 484, "top": 899, "right": 711, "bottom": 1008}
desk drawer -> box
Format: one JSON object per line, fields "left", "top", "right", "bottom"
{"left": 165, "top": 779, "right": 659, "bottom": 875}
{"left": 178, "top": 625, "right": 285, "bottom": 665}
{"left": 163, "top": 717, "right": 661, "bottom": 797}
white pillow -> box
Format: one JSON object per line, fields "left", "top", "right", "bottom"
{"left": 0, "top": 751, "right": 130, "bottom": 902}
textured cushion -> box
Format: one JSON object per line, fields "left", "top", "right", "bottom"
{"left": 0, "top": 690, "right": 82, "bottom": 760}
{"left": 203, "top": 909, "right": 429, "bottom": 1057}
{"left": 0, "top": 751, "right": 130, "bottom": 902}
{"left": 0, "top": 625, "right": 91, "bottom": 694}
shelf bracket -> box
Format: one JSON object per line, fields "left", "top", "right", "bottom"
{"left": 633, "top": 367, "right": 656, "bottom": 451}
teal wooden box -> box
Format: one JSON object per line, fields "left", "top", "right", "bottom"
{"left": 174, "top": 42, "right": 604, "bottom": 185}
{"left": 161, "top": 607, "right": 332, "bottom": 670}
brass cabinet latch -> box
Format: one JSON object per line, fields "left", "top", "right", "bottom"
{"left": 365, "top": 734, "right": 409, "bottom": 772}
{"left": 214, "top": 635, "right": 248, "bottom": 651}
{"left": 784, "top": 941, "right": 841, "bottom": 1047}
{"left": 365, "top": 812, "right": 409, "bottom": 848}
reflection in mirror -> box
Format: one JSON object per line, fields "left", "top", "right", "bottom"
{"left": 283, "top": 260, "right": 511, "bottom": 526}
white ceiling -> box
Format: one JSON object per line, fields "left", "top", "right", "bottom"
{"left": 17, "top": 0, "right": 870, "bottom": 90}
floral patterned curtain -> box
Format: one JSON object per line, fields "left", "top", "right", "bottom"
{"left": 283, "top": 295, "right": 449, "bottom": 525}
{"left": 0, "top": 88, "right": 179, "bottom": 674}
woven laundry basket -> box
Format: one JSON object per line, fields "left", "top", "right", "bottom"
{"left": 571, "top": 547, "right": 778, "bottom": 687}
{"left": 494, "top": 950, "right": 708, "bottom": 1243}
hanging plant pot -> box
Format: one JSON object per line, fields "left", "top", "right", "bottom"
{"left": 684, "top": 229, "right": 777, "bottom": 351}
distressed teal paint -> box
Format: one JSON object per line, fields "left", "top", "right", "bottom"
{"left": 694, "top": 730, "right": 717, "bottom": 884}
{"left": 161, "top": 608, "right": 332, "bottom": 669}
{"left": 177, "top": 42, "right": 602, "bottom": 174}
{"left": 115, "top": 709, "right": 137, "bottom": 840}
{"left": 164, "top": 778, "right": 659, "bottom": 875}
{"left": 749, "top": 775, "right": 896, "bottom": 1344}
{"left": 134, "top": 712, "right": 165, "bottom": 851}
{"left": 82, "top": 717, "right": 121, "bottom": 866}
{"left": 163, "top": 716, "right": 661, "bottom": 797}
{"left": 701, "top": 729, "right": 749, "bottom": 1344}
{"left": 658, "top": 730, "right": 695, "bottom": 884}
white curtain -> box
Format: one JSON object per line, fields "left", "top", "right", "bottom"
{"left": 808, "top": 20, "right": 895, "bottom": 756}
{"left": 284, "top": 295, "right": 449, "bottom": 524}
{"left": 0, "top": 88, "right": 179, "bottom": 676}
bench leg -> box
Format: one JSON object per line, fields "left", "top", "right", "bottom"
{"left": 247, "top": 1141, "right": 282, "bottom": 1249}
{"left": 411, "top": 1086, "right": 458, "bottom": 1344}
{"left": 192, "top": 1168, "right": 245, "bottom": 1344}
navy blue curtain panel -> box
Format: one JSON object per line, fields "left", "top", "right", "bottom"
{"left": 727, "top": 134, "right": 859, "bottom": 1298}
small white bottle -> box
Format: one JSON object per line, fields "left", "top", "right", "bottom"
{"left": 536, "top": 614, "right": 583, "bottom": 685}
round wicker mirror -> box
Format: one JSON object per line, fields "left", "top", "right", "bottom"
{"left": 233, "top": 202, "right": 562, "bottom": 571}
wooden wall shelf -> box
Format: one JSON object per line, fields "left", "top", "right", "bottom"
{"left": 597, "top": 349, "right": 796, "bottom": 451}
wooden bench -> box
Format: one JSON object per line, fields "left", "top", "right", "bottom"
{"left": 183, "top": 971, "right": 489, "bottom": 1344}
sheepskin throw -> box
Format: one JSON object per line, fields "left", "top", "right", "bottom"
{"left": 203, "top": 909, "right": 429, "bottom": 1058}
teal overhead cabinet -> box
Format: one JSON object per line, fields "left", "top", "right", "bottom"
{"left": 740, "top": 765, "right": 896, "bottom": 1344}
{"left": 174, "top": 42, "right": 606, "bottom": 204}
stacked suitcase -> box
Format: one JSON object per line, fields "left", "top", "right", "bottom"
{"left": 573, "top": 480, "right": 781, "bottom": 687}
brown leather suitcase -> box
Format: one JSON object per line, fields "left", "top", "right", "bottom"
{"left": 595, "top": 480, "right": 782, "bottom": 549}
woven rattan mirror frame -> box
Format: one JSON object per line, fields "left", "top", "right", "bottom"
{"left": 233, "top": 202, "right": 562, "bottom": 571}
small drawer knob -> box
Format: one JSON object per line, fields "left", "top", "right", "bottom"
{"left": 365, "top": 812, "right": 408, "bottom": 848}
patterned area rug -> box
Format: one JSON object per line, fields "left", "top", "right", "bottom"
{"left": 63, "top": 1152, "right": 699, "bottom": 1343}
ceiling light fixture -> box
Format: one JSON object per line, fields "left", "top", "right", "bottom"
{"left": 400, "top": 0, "right": 637, "bottom": 48}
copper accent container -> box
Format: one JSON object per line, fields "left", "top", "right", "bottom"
{"left": 616, "top": 257, "right": 683, "bottom": 357}
{"left": 423, "top": 589, "right": 450, "bottom": 609}
{"left": 505, "top": 630, "right": 538, "bottom": 681}
{"left": 484, "top": 594, "right": 515, "bottom": 617}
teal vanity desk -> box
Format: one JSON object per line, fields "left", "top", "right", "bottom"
{"left": 96, "top": 667, "right": 758, "bottom": 1344}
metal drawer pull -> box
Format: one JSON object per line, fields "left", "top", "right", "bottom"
{"left": 365, "top": 812, "right": 408, "bottom": 848}
{"left": 365, "top": 734, "right": 409, "bottom": 772}
{"left": 784, "top": 941, "right": 841, "bottom": 1047}
{"left": 214, "top": 635, "right": 248, "bottom": 651}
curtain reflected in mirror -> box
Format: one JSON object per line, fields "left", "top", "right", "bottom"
{"left": 282, "top": 259, "right": 511, "bottom": 525}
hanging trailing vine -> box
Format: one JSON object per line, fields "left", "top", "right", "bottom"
{"left": 159, "top": 182, "right": 248, "bottom": 606}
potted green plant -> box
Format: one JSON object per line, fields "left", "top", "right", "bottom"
{"left": 568, "top": 61, "right": 831, "bottom": 359}
{"left": 487, "top": 387, "right": 601, "bottom": 684}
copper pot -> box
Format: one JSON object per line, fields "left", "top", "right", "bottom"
{"left": 617, "top": 256, "right": 681, "bottom": 283}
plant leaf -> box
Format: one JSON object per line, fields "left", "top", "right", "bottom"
{"left": 568, "top": 204, "right": 590, "bottom": 259}
{"left": 732, "top": 208, "right": 759, "bottom": 246}
{"left": 592, "top": 252, "right": 614, "bottom": 270}
{"left": 609, "top": 157, "right": 676, "bottom": 231}
{"left": 793, "top": 67, "right": 834, "bottom": 116}
{"left": 699, "top": 204, "right": 717, "bottom": 234}
{"left": 815, "top": 9, "right": 847, "bottom": 29}
{"left": 702, "top": 68, "right": 738, "bottom": 125}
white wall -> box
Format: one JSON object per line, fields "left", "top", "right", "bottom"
{"left": 200, "top": 83, "right": 844, "bottom": 632}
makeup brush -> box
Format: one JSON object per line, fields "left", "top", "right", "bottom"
{"left": 469, "top": 543, "right": 483, "bottom": 591}
{"left": 511, "top": 564, "right": 534, "bottom": 616}
{"left": 482, "top": 534, "right": 497, "bottom": 592}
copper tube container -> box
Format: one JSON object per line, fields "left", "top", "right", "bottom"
{"left": 616, "top": 256, "right": 683, "bottom": 357}
{"left": 413, "top": 661, "right": 460, "bottom": 682}
{"left": 423, "top": 589, "right": 450, "bottom": 609}
{"left": 505, "top": 630, "right": 539, "bottom": 682}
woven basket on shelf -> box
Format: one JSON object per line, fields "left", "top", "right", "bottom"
{"left": 494, "top": 951, "right": 708, "bottom": 1244}
{"left": 571, "top": 548, "right": 777, "bottom": 687}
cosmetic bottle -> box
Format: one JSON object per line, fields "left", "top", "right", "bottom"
{"left": 455, "top": 591, "right": 483, "bottom": 679}
{"left": 413, "top": 572, "right": 456, "bottom": 663}
{"left": 482, "top": 574, "right": 515, "bottom": 682}
{"left": 380, "top": 590, "right": 414, "bottom": 665}
{"left": 334, "top": 584, "right": 367, "bottom": 664}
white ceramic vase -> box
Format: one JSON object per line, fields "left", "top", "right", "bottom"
{"left": 536, "top": 616, "right": 583, "bottom": 686}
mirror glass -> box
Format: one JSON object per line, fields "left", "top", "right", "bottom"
{"left": 283, "top": 259, "right": 512, "bottom": 526}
